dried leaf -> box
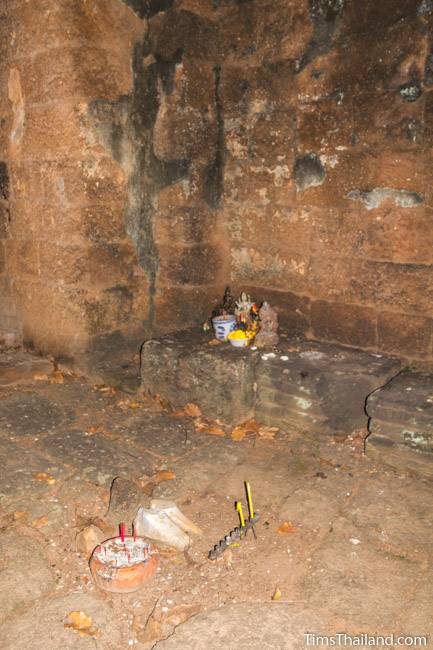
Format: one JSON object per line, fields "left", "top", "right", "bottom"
{"left": 50, "top": 370, "right": 64, "bottom": 384}
{"left": 208, "top": 339, "right": 222, "bottom": 346}
{"left": 204, "top": 424, "right": 226, "bottom": 437}
{"left": 194, "top": 418, "right": 225, "bottom": 436}
{"left": 34, "top": 472, "right": 56, "bottom": 485}
{"left": 13, "top": 510, "right": 28, "bottom": 521}
{"left": 84, "top": 426, "right": 101, "bottom": 436}
{"left": 64, "top": 610, "right": 102, "bottom": 639}
{"left": 171, "top": 410, "right": 186, "bottom": 418}
{"left": 116, "top": 398, "right": 130, "bottom": 409}
{"left": 154, "top": 470, "right": 176, "bottom": 483}
{"left": 32, "top": 515, "right": 49, "bottom": 528}
{"left": 65, "top": 611, "right": 92, "bottom": 630}
{"left": 231, "top": 419, "right": 259, "bottom": 441}
{"left": 231, "top": 427, "right": 246, "bottom": 441}
{"left": 272, "top": 587, "right": 282, "bottom": 601}
{"left": 194, "top": 418, "right": 209, "bottom": 432}
{"left": 184, "top": 403, "right": 202, "bottom": 418}
{"left": 277, "top": 521, "right": 297, "bottom": 534}
{"left": 93, "top": 384, "right": 116, "bottom": 395}
{"left": 258, "top": 425, "right": 279, "bottom": 440}
{"left": 33, "top": 373, "right": 49, "bottom": 381}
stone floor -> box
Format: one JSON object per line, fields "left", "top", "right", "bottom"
{"left": 0, "top": 352, "right": 432, "bottom": 649}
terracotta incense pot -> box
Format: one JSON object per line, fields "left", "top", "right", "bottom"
{"left": 90, "top": 536, "right": 158, "bottom": 593}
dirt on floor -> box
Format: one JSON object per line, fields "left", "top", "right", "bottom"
{"left": 0, "top": 352, "right": 431, "bottom": 649}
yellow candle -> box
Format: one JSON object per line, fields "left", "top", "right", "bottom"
{"left": 245, "top": 481, "right": 254, "bottom": 519}
{"left": 236, "top": 501, "right": 245, "bottom": 527}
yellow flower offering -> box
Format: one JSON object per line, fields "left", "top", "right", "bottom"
{"left": 228, "top": 329, "right": 249, "bottom": 340}
{"left": 228, "top": 328, "right": 255, "bottom": 339}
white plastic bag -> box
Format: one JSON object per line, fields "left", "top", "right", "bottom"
{"left": 134, "top": 500, "right": 202, "bottom": 551}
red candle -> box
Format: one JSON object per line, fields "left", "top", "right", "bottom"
{"left": 119, "top": 522, "right": 125, "bottom": 543}
{"left": 133, "top": 524, "right": 137, "bottom": 542}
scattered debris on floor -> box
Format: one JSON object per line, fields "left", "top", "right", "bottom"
{"left": 0, "top": 353, "right": 432, "bottom": 648}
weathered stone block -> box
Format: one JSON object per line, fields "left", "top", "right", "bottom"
{"left": 357, "top": 206, "right": 433, "bottom": 265}
{"left": 153, "top": 284, "right": 224, "bottom": 333}
{"left": 377, "top": 311, "right": 432, "bottom": 359}
{"left": 157, "top": 243, "right": 222, "bottom": 285}
{"left": 149, "top": 9, "right": 217, "bottom": 61}
{"left": 20, "top": 102, "right": 87, "bottom": 160}
{"left": 224, "top": 158, "right": 296, "bottom": 208}
{"left": 372, "top": 151, "right": 426, "bottom": 196}
{"left": 255, "top": 341, "right": 400, "bottom": 435}
{"left": 309, "top": 208, "right": 366, "bottom": 260}
{"left": 141, "top": 329, "right": 258, "bottom": 425}
{"left": 349, "top": 259, "right": 433, "bottom": 316}
{"left": 366, "top": 372, "right": 433, "bottom": 477}
{"left": 9, "top": 157, "right": 126, "bottom": 210}
{"left": 21, "top": 44, "right": 139, "bottom": 105}
{"left": 8, "top": 0, "right": 144, "bottom": 63}
{"left": 231, "top": 245, "right": 310, "bottom": 295}
{"left": 0, "top": 200, "right": 10, "bottom": 238}
{"left": 227, "top": 205, "right": 313, "bottom": 256}
{"left": 153, "top": 207, "right": 215, "bottom": 246}
{"left": 297, "top": 98, "right": 355, "bottom": 153}
{"left": 5, "top": 238, "right": 40, "bottom": 277}
{"left": 311, "top": 300, "right": 377, "bottom": 349}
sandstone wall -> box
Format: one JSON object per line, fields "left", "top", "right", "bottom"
{"left": 0, "top": 4, "right": 20, "bottom": 347}
{"left": 1, "top": 0, "right": 229, "bottom": 373}
{"left": 220, "top": 0, "right": 433, "bottom": 363}
{"left": 1, "top": 0, "right": 432, "bottom": 370}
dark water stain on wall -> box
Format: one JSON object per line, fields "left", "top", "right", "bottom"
{"left": 121, "top": 0, "right": 175, "bottom": 19}
{"left": 0, "top": 162, "right": 9, "bottom": 200}
{"left": 296, "top": 0, "right": 345, "bottom": 73}
{"left": 203, "top": 65, "right": 224, "bottom": 210}
{"left": 88, "top": 35, "right": 189, "bottom": 332}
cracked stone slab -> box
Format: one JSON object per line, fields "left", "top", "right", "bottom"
{"left": 303, "top": 537, "right": 419, "bottom": 629}
{"left": 0, "top": 438, "right": 69, "bottom": 500}
{"left": 0, "top": 530, "right": 55, "bottom": 624}
{"left": 35, "top": 431, "right": 156, "bottom": 486}
{"left": 1, "top": 593, "right": 121, "bottom": 650}
{"left": 153, "top": 602, "right": 323, "bottom": 650}
{"left": 256, "top": 341, "right": 400, "bottom": 435}
{"left": 366, "top": 372, "right": 433, "bottom": 476}
{"left": 0, "top": 392, "right": 71, "bottom": 438}
{"left": 344, "top": 477, "right": 433, "bottom": 555}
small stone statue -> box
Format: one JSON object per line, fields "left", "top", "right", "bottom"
{"left": 255, "top": 301, "right": 279, "bottom": 348}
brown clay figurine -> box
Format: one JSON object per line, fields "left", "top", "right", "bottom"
{"left": 255, "top": 301, "right": 279, "bottom": 348}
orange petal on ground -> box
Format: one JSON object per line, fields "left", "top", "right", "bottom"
{"left": 154, "top": 470, "right": 176, "bottom": 482}
{"left": 277, "top": 521, "right": 297, "bottom": 534}
{"left": 184, "top": 402, "right": 202, "bottom": 418}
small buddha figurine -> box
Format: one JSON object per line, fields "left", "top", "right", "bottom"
{"left": 255, "top": 301, "right": 279, "bottom": 348}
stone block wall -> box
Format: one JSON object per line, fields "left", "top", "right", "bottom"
{"left": 222, "top": 0, "right": 433, "bottom": 363}
{"left": 0, "top": 9, "right": 19, "bottom": 347}
{"left": 1, "top": 0, "right": 432, "bottom": 370}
